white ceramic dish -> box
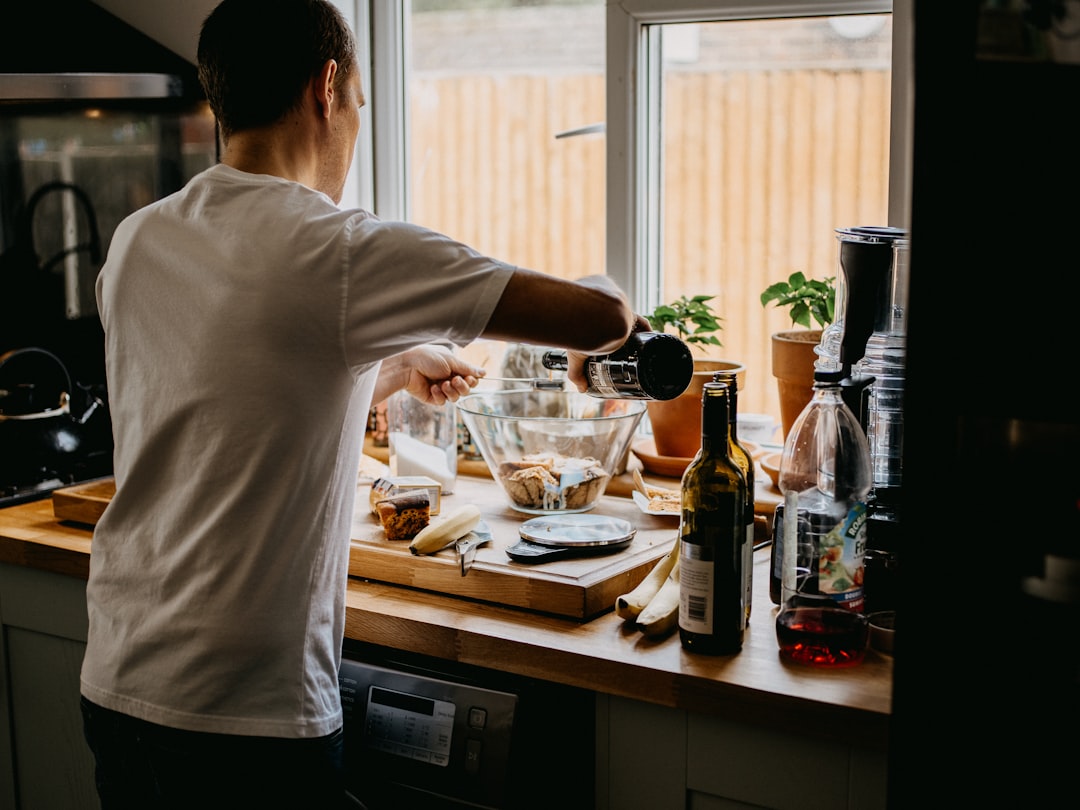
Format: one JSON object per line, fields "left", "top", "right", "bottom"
{"left": 631, "top": 490, "right": 680, "bottom": 517}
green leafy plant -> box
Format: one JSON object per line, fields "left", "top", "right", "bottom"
{"left": 760, "top": 272, "right": 836, "bottom": 329}
{"left": 646, "top": 294, "right": 723, "bottom": 350}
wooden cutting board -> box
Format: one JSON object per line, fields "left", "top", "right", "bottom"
{"left": 51, "top": 477, "right": 115, "bottom": 526}
{"left": 51, "top": 475, "right": 678, "bottom": 620}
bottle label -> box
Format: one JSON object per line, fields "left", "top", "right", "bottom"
{"left": 679, "top": 542, "right": 748, "bottom": 634}
{"left": 818, "top": 501, "right": 867, "bottom": 610}
{"left": 585, "top": 360, "right": 636, "bottom": 398}
{"left": 680, "top": 550, "right": 716, "bottom": 633}
{"left": 586, "top": 362, "right": 619, "bottom": 397}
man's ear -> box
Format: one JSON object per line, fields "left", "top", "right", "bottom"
{"left": 315, "top": 59, "right": 338, "bottom": 120}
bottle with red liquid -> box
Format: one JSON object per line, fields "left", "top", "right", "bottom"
{"left": 774, "top": 370, "right": 871, "bottom": 667}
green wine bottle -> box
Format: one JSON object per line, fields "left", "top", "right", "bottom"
{"left": 713, "top": 369, "right": 755, "bottom": 625}
{"left": 678, "top": 381, "right": 747, "bottom": 655}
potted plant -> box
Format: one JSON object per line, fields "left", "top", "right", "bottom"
{"left": 642, "top": 295, "right": 745, "bottom": 464}
{"left": 646, "top": 294, "right": 724, "bottom": 352}
{"left": 760, "top": 272, "right": 836, "bottom": 440}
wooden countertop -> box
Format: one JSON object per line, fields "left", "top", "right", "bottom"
{"left": 0, "top": 477, "right": 891, "bottom": 750}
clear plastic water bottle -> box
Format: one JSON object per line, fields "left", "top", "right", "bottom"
{"left": 774, "top": 370, "right": 872, "bottom": 667}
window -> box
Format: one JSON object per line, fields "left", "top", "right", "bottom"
{"left": 359, "top": 0, "right": 909, "bottom": 423}
{"left": 375, "top": 0, "right": 606, "bottom": 279}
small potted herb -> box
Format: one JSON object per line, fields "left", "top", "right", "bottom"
{"left": 759, "top": 272, "right": 835, "bottom": 329}
{"left": 760, "top": 272, "right": 837, "bottom": 439}
{"left": 642, "top": 295, "right": 744, "bottom": 462}
{"left": 646, "top": 294, "right": 724, "bottom": 352}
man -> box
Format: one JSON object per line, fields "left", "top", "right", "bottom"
{"left": 78, "top": 1, "right": 639, "bottom": 807}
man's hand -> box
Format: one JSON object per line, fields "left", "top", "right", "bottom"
{"left": 565, "top": 313, "right": 652, "bottom": 393}
{"left": 376, "top": 344, "right": 485, "bottom": 406}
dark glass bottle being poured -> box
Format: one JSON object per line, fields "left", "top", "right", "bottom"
{"left": 773, "top": 370, "right": 871, "bottom": 668}
{"left": 542, "top": 331, "right": 693, "bottom": 400}
{"left": 678, "top": 381, "right": 747, "bottom": 655}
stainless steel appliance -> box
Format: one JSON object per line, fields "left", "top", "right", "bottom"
{"left": 0, "top": 1, "right": 218, "bottom": 507}
{"left": 339, "top": 641, "right": 595, "bottom": 810}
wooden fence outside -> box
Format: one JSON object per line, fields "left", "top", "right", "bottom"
{"left": 409, "top": 67, "right": 891, "bottom": 421}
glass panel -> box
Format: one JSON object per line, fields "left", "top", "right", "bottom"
{"left": 656, "top": 14, "right": 891, "bottom": 422}
{"left": 407, "top": 0, "right": 605, "bottom": 280}
{"left": 0, "top": 104, "right": 218, "bottom": 319}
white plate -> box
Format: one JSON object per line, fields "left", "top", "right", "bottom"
{"left": 632, "top": 490, "right": 680, "bottom": 517}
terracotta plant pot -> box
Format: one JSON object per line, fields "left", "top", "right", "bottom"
{"left": 770, "top": 329, "right": 822, "bottom": 441}
{"left": 646, "top": 359, "right": 747, "bottom": 460}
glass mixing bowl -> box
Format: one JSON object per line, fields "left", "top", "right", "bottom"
{"left": 456, "top": 389, "right": 646, "bottom": 514}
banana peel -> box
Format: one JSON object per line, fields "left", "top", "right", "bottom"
{"left": 615, "top": 536, "right": 680, "bottom": 621}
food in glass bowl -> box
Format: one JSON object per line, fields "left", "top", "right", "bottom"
{"left": 456, "top": 389, "right": 646, "bottom": 514}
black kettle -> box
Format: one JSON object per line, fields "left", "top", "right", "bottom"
{"left": 0, "top": 347, "right": 103, "bottom": 485}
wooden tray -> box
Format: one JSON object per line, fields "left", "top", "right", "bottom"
{"left": 51, "top": 475, "right": 678, "bottom": 620}
{"left": 52, "top": 477, "right": 115, "bottom": 526}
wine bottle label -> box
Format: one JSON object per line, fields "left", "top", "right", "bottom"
{"left": 679, "top": 541, "right": 747, "bottom": 634}
{"left": 680, "top": 550, "right": 714, "bottom": 633}
{"left": 585, "top": 361, "right": 625, "bottom": 398}
{"left": 818, "top": 501, "right": 868, "bottom": 611}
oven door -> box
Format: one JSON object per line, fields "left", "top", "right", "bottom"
{"left": 339, "top": 641, "right": 595, "bottom": 810}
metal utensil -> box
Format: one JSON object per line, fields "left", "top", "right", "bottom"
{"left": 457, "top": 520, "right": 492, "bottom": 576}
{"left": 478, "top": 376, "right": 565, "bottom": 391}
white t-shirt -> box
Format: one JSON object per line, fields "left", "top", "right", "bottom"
{"left": 80, "top": 164, "right": 513, "bottom": 738}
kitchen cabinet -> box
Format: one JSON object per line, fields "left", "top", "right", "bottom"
{"left": 0, "top": 492, "right": 889, "bottom": 810}
{"left": 597, "top": 696, "right": 885, "bottom": 810}
{"left": 0, "top": 563, "right": 98, "bottom": 810}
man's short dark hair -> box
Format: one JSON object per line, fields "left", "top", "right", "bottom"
{"left": 197, "top": 0, "right": 356, "bottom": 140}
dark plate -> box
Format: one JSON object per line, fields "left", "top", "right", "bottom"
{"left": 505, "top": 536, "right": 634, "bottom": 564}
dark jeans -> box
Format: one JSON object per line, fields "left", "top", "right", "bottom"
{"left": 80, "top": 696, "right": 362, "bottom": 809}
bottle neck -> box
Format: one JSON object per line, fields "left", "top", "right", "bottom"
{"left": 712, "top": 372, "right": 739, "bottom": 431}
{"left": 728, "top": 387, "right": 739, "bottom": 440}
{"left": 701, "top": 384, "right": 731, "bottom": 455}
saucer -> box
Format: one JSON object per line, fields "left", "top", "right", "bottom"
{"left": 632, "top": 438, "right": 693, "bottom": 478}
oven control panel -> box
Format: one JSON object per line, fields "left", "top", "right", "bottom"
{"left": 364, "top": 684, "right": 456, "bottom": 765}
{"left": 339, "top": 658, "right": 518, "bottom": 807}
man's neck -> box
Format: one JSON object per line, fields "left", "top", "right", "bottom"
{"left": 221, "top": 125, "right": 317, "bottom": 188}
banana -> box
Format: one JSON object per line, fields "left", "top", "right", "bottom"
{"left": 409, "top": 504, "right": 482, "bottom": 555}
{"left": 636, "top": 558, "right": 681, "bottom": 638}
{"left": 614, "top": 537, "right": 680, "bottom": 621}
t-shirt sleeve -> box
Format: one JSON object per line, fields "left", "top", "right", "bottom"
{"left": 341, "top": 214, "right": 514, "bottom": 363}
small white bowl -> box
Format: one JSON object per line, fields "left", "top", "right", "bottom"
{"left": 738, "top": 413, "right": 779, "bottom": 444}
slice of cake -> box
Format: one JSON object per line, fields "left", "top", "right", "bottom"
{"left": 374, "top": 491, "right": 431, "bottom": 541}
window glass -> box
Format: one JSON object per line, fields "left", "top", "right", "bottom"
{"left": 1, "top": 104, "right": 217, "bottom": 318}
{"left": 407, "top": 0, "right": 605, "bottom": 279}
{"left": 654, "top": 14, "right": 892, "bottom": 418}
{"left": 395, "top": 2, "right": 894, "bottom": 421}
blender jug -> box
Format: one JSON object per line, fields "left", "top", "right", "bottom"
{"left": 815, "top": 227, "right": 904, "bottom": 379}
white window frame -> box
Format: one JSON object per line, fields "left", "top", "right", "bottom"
{"left": 353, "top": 0, "right": 912, "bottom": 314}
{"left": 606, "top": 0, "right": 911, "bottom": 312}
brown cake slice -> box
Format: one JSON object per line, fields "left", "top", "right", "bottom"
{"left": 374, "top": 491, "right": 431, "bottom": 541}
